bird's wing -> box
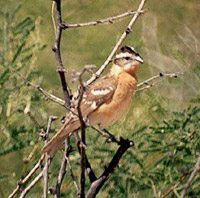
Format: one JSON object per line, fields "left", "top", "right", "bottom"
{"left": 80, "top": 75, "right": 118, "bottom": 116}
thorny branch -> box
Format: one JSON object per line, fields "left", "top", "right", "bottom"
{"left": 181, "top": 155, "right": 200, "bottom": 198}
{"left": 62, "top": 10, "right": 144, "bottom": 29}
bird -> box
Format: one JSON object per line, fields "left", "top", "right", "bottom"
{"left": 42, "top": 46, "right": 144, "bottom": 157}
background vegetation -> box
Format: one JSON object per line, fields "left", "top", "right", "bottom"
{"left": 0, "top": 0, "right": 200, "bottom": 197}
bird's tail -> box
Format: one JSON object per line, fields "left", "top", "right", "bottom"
{"left": 42, "top": 117, "right": 80, "bottom": 157}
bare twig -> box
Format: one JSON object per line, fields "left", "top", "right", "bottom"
{"left": 87, "top": 138, "right": 134, "bottom": 198}
{"left": 19, "top": 171, "right": 43, "bottom": 198}
{"left": 62, "top": 10, "right": 144, "bottom": 29}
{"left": 71, "top": 0, "right": 147, "bottom": 104}
{"left": 8, "top": 154, "right": 45, "bottom": 198}
{"left": 136, "top": 71, "right": 184, "bottom": 91}
{"left": 181, "top": 155, "right": 200, "bottom": 198}
{"left": 43, "top": 116, "right": 58, "bottom": 198}
{"left": 51, "top": 1, "right": 73, "bottom": 197}
{"left": 52, "top": 0, "right": 71, "bottom": 107}
{"left": 54, "top": 138, "right": 72, "bottom": 198}
{"left": 65, "top": 151, "right": 80, "bottom": 193}
{"left": 10, "top": 67, "right": 66, "bottom": 107}
{"left": 86, "top": 0, "right": 147, "bottom": 86}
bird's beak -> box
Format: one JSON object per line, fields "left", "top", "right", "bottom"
{"left": 135, "top": 55, "right": 144, "bottom": 64}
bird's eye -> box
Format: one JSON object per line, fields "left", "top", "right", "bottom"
{"left": 125, "top": 57, "right": 131, "bottom": 60}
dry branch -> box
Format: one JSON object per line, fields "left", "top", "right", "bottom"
{"left": 19, "top": 171, "right": 43, "bottom": 198}
{"left": 86, "top": 0, "right": 147, "bottom": 86}
{"left": 136, "top": 71, "right": 184, "bottom": 91}
{"left": 62, "top": 10, "right": 144, "bottom": 29}
{"left": 52, "top": 0, "right": 71, "bottom": 107}
{"left": 43, "top": 116, "right": 58, "bottom": 198}
{"left": 8, "top": 154, "right": 45, "bottom": 198}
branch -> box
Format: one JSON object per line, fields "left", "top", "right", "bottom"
{"left": 86, "top": 138, "right": 134, "bottom": 198}
{"left": 76, "top": 68, "right": 89, "bottom": 198}
{"left": 64, "top": 149, "right": 80, "bottom": 193}
{"left": 181, "top": 155, "right": 200, "bottom": 198}
{"left": 52, "top": 0, "right": 71, "bottom": 107}
{"left": 71, "top": 0, "right": 146, "bottom": 109}
{"left": 53, "top": 138, "right": 73, "bottom": 198}
{"left": 86, "top": 0, "right": 147, "bottom": 86}
{"left": 43, "top": 116, "right": 58, "bottom": 198}
{"left": 136, "top": 71, "right": 184, "bottom": 91}
{"left": 10, "top": 67, "right": 66, "bottom": 107}
{"left": 62, "top": 10, "right": 144, "bottom": 29}
{"left": 19, "top": 171, "right": 43, "bottom": 198}
{"left": 73, "top": 132, "right": 97, "bottom": 183}
{"left": 8, "top": 154, "right": 45, "bottom": 198}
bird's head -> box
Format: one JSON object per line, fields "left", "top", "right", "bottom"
{"left": 111, "top": 46, "right": 143, "bottom": 77}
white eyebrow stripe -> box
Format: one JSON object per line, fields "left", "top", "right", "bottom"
{"left": 116, "top": 52, "right": 133, "bottom": 59}
{"left": 91, "top": 89, "right": 111, "bottom": 96}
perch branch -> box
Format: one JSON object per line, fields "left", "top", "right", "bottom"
{"left": 87, "top": 138, "right": 134, "bottom": 198}
{"left": 181, "top": 155, "right": 200, "bottom": 198}
{"left": 62, "top": 10, "right": 144, "bottom": 29}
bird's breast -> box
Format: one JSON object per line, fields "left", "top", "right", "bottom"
{"left": 88, "top": 72, "right": 137, "bottom": 129}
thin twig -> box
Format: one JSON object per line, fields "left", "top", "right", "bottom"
{"left": 19, "top": 171, "right": 43, "bottom": 198}
{"left": 136, "top": 71, "right": 184, "bottom": 91}
{"left": 71, "top": 0, "right": 147, "bottom": 104}
{"left": 86, "top": 0, "right": 147, "bottom": 86}
{"left": 181, "top": 155, "right": 200, "bottom": 198}
{"left": 62, "top": 10, "right": 144, "bottom": 29}
{"left": 54, "top": 138, "right": 72, "bottom": 198}
{"left": 65, "top": 152, "right": 80, "bottom": 193}
{"left": 137, "top": 72, "right": 181, "bottom": 88}
{"left": 8, "top": 154, "right": 45, "bottom": 198}
{"left": 43, "top": 116, "right": 58, "bottom": 198}
{"left": 10, "top": 67, "right": 66, "bottom": 107}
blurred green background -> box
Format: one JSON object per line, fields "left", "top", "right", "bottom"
{"left": 0, "top": 0, "right": 200, "bottom": 197}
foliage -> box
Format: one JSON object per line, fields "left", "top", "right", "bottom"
{"left": 0, "top": 5, "right": 47, "bottom": 197}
